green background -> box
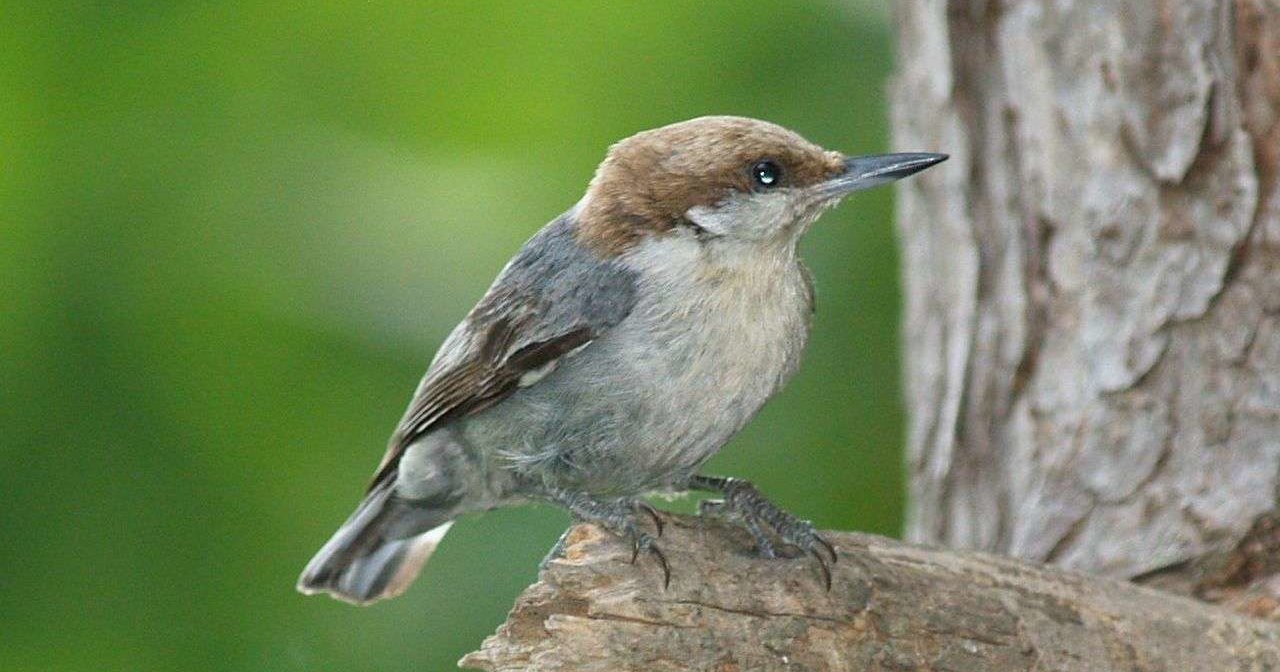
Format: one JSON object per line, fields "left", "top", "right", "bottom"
{"left": 1, "top": 2, "right": 902, "bottom": 670}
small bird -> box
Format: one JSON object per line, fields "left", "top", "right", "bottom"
{"left": 298, "top": 116, "right": 946, "bottom": 604}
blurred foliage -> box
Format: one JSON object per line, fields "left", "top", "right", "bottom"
{"left": 1, "top": 1, "right": 899, "bottom": 670}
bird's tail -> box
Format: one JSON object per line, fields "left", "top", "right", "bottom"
{"left": 297, "top": 480, "right": 453, "bottom": 605}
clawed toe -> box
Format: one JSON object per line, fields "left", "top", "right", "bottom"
{"left": 777, "top": 526, "right": 838, "bottom": 591}
{"left": 635, "top": 500, "right": 665, "bottom": 538}
{"left": 549, "top": 490, "right": 672, "bottom": 588}
{"left": 807, "top": 546, "right": 832, "bottom": 590}
{"left": 628, "top": 530, "right": 671, "bottom": 588}
{"left": 813, "top": 531, "right": 838, "bottom": 566}
{"left": 690, "top": 475, "right": 838, "bottom": 590}
{"left": 777, "top": 520, "right": 838, "bottom": 566}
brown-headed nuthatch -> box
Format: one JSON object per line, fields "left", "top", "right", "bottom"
{"left": 298, "top": 116, "right": 946, "bottom": 604}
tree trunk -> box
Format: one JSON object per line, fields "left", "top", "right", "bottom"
{"left": 893, "top": 0, "right": 1280, "bottom": 610}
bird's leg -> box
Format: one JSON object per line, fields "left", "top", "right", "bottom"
{"left": 688, "top": 474, "right": 837, "bottom": 589}
{"left": 544, "top": 490, "right": 669, "bottom": 587}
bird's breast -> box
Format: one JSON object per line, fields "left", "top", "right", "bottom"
{"left": 464, "top": 234, "right": 814, "bottom": 495}
{"left": 602, "top": 235, "right": 814, "bottom": 474}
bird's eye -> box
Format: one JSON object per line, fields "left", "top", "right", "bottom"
{"left": 751, "top": 160, "right": 782, "bottom": 190}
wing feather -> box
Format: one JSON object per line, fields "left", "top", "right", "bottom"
{"left": 367, "top": 215, "right": 637, "bottom": 490}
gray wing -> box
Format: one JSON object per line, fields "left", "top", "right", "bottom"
{"left": 368, "top": 214, "right": 638, "bottom": 490}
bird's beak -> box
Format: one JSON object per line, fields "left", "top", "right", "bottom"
{"left": 814, "top": 152, "right": 948, "bottom": 201}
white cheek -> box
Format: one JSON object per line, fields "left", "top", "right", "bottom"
{"left": 620, "top": 234, "right": 702, "bottom": 278}
{"left": 686, "top": 192, "right": 794, "bottom": 240}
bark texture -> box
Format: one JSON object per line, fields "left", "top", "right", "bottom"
{"left": 892, "top": 0, "right": 1280, "bottom": 603}
{"left": 461, "top": 517, "right": 1280, "bottom": 671}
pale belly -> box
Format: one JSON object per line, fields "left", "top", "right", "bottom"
{"left": 459, "top": 264, "right": 812, "bottom": 497}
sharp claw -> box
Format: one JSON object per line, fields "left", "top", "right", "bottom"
{"left": 553, "top": 491, "right": 674, "bottom": 588}
{"left": 627, "top": 533, "right": 671, "bottom": 588}
{"left": 688, "top": 477, "right": 834, "bottom": 588}
{"left": 815, "top": 534, "right": 838, "bottom": 565}
{"left": 808, "top": 547, "right": 833, "bottom": 591}
{"left": 636, "top": 501, "right": 664, "bottom": 537}
{"left": 651, "top": 544, "right": 671, "bottom": 589}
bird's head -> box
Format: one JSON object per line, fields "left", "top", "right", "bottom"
{"left": 575, "top": 116, "right": 946, "bottom": 259}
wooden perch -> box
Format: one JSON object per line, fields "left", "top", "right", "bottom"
{"left": 461, "top": 514, "right": 1280, "bottom": 671}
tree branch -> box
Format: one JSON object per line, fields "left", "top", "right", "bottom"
{"left": 461, "top": 515, "right": 1280, "bottom": 671}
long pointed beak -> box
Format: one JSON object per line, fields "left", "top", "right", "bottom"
{"left": 815, "top": 152, "right": 948, "bottom": 200}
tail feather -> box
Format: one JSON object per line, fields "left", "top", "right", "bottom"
{"left": 297, "top": 481, "right": 453, "bottom": 605}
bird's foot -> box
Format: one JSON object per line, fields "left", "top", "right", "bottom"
{"left": 545, "top": 490, "right": 669, "bottom": 587}
{"left": 689, "top": 475, "right": 837, "bottom": 590}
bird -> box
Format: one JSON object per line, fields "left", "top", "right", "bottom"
{"left": 297, "top": 116, "right": 947, "bottom": 605}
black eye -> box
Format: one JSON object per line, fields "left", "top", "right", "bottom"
{"left": 751, "top": 160, "right": 782, "bottom": 189}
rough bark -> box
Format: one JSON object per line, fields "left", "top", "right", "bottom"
{"left": 892, "top": 0, "right": 1280, "bottom": 609}
{"left": 461, "top": 517, "right": 1280, "bottom": 671}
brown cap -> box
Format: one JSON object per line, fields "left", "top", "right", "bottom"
{"left": 576, "top": 116, "right": 845, "bottom": 256}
